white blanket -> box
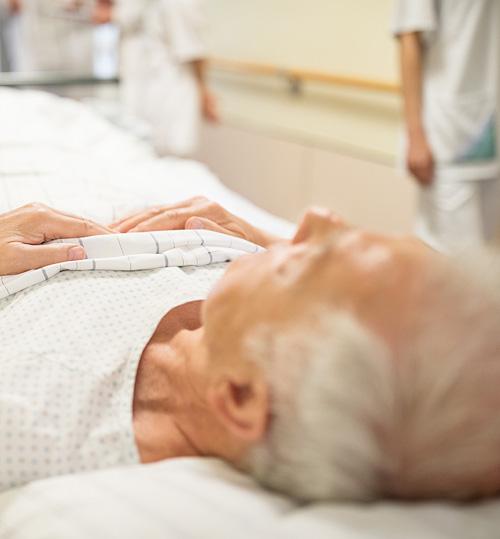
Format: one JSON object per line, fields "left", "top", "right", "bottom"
{"left": 0, "top": 230, "right": 261, "bottom": 298}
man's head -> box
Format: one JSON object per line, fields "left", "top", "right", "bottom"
{"left": 197, "top": 208, "right": 500, "bottom": 501}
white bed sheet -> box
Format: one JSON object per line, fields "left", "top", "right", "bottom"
{"left": 0, "top": 89, "right": 499, "bottom": 539}
{"left": 0, "top": 89, "right": 294, "bottom": 238}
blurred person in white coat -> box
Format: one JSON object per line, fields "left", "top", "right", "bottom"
{"left": 393, "top": 0, "right": 500, "bottom": 253}
{"left": 95, "top": 0, "right": 218, "bottom": 157}
{"left": 0, "top": 0, "right": 21, "bottom": 71}
{"left": 16, "top": 0, "right": 95, "bottom": 73}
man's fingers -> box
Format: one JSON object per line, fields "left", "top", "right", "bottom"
{"left": 42, "top": 213, "right": 112, "bottom": 241}
{"left": 111, "top": 198, "right": 209, "bottom": 232}
{"left": 25, "top": 203, "right": 111, "bottom": 232}
{"left": 110, "top": 213, "right": 136, "bottom": 230}
{"left": 420, "top": 164, "right": 434, "bottom": 186}
{"left": 15, "top": 243, "right": 86, "bottom": 273}
{"left": 410, "top": 162, "right": 433, "bottom": 186}
{"left": 416, "top": 172, "right": 432, "bottom": 187}
{"left": 129, "top": 208, "right": 195, "bottom": 232}
{"left": 112, "top": 208, "right": 164, "bottom": 232}
{"left": 185, "top": 217, "right": 230, "bottom": 234}
{"left": 109, "top": 207, "right": 159, "bottom": 230}
{"left": 112, "top": 204, "right": 190, "bottom": 232}
{"left": 185, "top": 216, "right": 246, "bottom": 240}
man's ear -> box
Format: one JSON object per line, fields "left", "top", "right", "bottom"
{"left": 210, "top": 372, "right": 269, "bottom": 443}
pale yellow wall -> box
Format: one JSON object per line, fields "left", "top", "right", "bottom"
{"left": 205, "top": 0, "right": 402, "bottom": 160}
{"left": 200, "top": 1, "right": 415, "bottom": 232}
{"left": 206, "top": 0, "right": 398, "bottom": 81}
{"left": 198, "top": 123, "right": 416, "bottom": 233}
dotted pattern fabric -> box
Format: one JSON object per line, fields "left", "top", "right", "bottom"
{"left": 0, "top": 261, "right": 227, "bottom": 492}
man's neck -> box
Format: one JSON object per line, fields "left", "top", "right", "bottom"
{"left": 133, "top": 302, "right": 249, "bottom": 466}
{"left": 135, "top": 342, "right": 212, "bottom": 462}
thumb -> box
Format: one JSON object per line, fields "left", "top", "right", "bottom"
{"left": 20, "top": 243, "right": 86, "bottom": 272}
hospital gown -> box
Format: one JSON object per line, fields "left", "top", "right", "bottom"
{"left": 0, "top": 231, "right": 259, "bottom": 491}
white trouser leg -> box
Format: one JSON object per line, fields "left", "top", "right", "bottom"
{"left": 415, "top": 178, "right": 500, "bottom": 253}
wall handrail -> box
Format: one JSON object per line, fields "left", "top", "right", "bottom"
{"left": 0, "top": 72, "right": 117, "bottom": 88}
{"left": 209, "top": 57, "right": 401, "bottom": 95}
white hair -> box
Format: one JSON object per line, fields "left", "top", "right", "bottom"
{"left": 243, "top": 250, "right": 500, "bottom": 502}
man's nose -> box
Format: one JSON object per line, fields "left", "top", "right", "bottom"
{"left": 292, "top": 207, "right": 347, "bottom": 244}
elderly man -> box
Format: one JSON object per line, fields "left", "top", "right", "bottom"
{"left": 1, "top": 198, "right": 500, "bottom": 501}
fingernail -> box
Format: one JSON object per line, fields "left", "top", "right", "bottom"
{"left": 68, "top": 246, "right": 86, "bottom": 261}
{"left": 188, "top": 218, "right": 204, "bottom": 229}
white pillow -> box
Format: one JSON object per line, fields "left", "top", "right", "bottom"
{"left": 1, "top": 458, "right": 499, "bottom": 539}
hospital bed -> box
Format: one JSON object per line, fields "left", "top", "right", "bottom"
{"left": 0, "top": 88, "right": 498, "bottom": 539}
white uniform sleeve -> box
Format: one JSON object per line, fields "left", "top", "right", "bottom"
{"left": 162, "top": 0, "right": 206, "bottom": 63}
{"left": 391, "top": 0, "right": 438, "bottom": 37}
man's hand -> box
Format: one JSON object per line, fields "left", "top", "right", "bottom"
{"left": 200, "top": 88, "right": 219, "bottom": 123}
{"left": 0, "top": 203, "right": 111, "bottom": 275}
{"left": 110, "top": 196, "right": 279, "bottom": 247}
{"left": 191, "top": 59, "right": 219, "bottom": 123}
{"left": 399, "top": 32, "right": 434, "bottom": 187}
{"left": 407, "top": 133, "right": 435, "bottom": 186}
{"left": 7, "top": 0, "right": 21, "bottom": 14}
{"left": 92, "top": 0, "right": 113, "bottom": 24}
